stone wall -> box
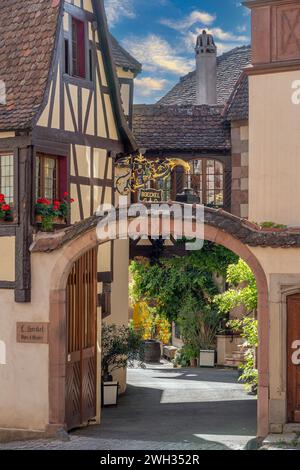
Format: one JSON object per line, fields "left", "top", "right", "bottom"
{"left": 231, "top": 121, "right": 249, "bottom": 218}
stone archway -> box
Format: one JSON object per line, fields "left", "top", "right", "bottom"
{"left": 32, "top": 208, "right": 272, "bottom": 437}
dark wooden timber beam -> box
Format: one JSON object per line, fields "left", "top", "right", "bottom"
{"left": 15, "top": 145, "right": 33, "bottom": 303}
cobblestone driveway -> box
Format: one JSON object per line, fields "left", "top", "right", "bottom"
{"left": 0, "top": 363, "right": 257, "bottom": 451}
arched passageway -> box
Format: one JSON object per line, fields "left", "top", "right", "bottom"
{"left": 34, "top": 207, "right": 271, "bottom": 437}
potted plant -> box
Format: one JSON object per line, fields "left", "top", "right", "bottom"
{"left": 35, "top": 193, "right": 74, "bottom": 232}
{"left": 198, "top": 309, "right": 220, "bottom": 368}
{"left": 0, "top": 194, "right": 12, "bottom": 223}
{"left": 101, "top": 324, "right": 144, "bottom": 406}
{"left": 132, "top": 302, "right": 171, "bottom": 363}
{"left": 177, "top": 296, "right": 221, "bottom": 368}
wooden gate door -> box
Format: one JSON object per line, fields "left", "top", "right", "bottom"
{"left": 65, "top": 248, "right": 98, "bottom": 430}
{"left": 287, "top": 294, "right": 300, "bottom": 423}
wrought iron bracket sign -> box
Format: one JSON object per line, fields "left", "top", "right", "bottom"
{"left": 115, "top": 153, "right": 190, "bottom": 196}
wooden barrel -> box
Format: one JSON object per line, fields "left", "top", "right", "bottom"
{"left": 143, "top": 340, "right": 161, "bottom": 363}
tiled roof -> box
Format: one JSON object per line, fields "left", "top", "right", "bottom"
{"left": 110, "top": 35, "right": 142, "bottom": 74}
{"left": 0, "top": 0, "right": 61, "bottom": 131}
{"left": 224, "top": 73, "right": 249, "bottom": 121}
{"left": 132, "top": 104, "right": 231, "bottom": 152}
{"left": 0, "top": 1, "right": 141, "bottom": 133}
{"left": 158, "top": 45, "right": 251, "bottom": 106}
{"left": 31, "top": 206, "right": 300, "bottom": 253}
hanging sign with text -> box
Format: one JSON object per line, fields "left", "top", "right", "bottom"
{"left": 17, "top": 323, "right": 49, "bottom": 344}
{"left": 139, "top": 188, "right": 163, "bottom": 203}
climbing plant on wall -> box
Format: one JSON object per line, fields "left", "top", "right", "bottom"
{"left": 214, "top": 259, "right": 258, "bottom": 392}
{"left": 130, "top": 242, "right": 238, "bottom": 322}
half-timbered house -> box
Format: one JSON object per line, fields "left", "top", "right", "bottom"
{"left": 0, "top": 0, "right": 140, "bottom": 437}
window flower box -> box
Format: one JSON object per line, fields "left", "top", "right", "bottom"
{"left": 0, "top": 194, "right": 13, "bottom": 223}
{"left": 35, "top": 193, "right": 74, "bottom": 232}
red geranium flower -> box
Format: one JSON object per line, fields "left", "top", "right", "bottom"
{"left": 2, "top": 204, "right": 10, "bottom": 212}
{"left": 37, "top": 198, "right": 50, "bottom": 205}
{"left": 63, "top": 192, "right": 69, "bottom": 197}
{"left": 0, "top": 194, "right": 5, "bottom": 202}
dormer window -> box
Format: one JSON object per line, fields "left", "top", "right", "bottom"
{"left": 72, "top": 17, "right": 86, "bottom": 79}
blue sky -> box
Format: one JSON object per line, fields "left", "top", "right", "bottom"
{"left": 104, "top": 0, "right": 251, "bottom": 104}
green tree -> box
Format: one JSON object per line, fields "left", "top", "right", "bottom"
{"left": 130, "top": 242, "right": 238, "bottom": 362}
{"left": 130, "top": 242, "right": 238, "bottom": 322}
{"left": 214, "top": 259, "right": 258, "bottom": 392}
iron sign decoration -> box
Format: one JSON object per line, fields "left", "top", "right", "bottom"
{"left": 115, "top": 153, "right": 190, "bottom": 196}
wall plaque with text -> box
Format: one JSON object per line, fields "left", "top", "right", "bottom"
{"left": 17, "top": 323, "right": 49, "bottom": 344}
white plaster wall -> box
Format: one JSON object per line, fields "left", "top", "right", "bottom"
{"left": 249, "top": 71, "right": 300, "bottom": 226}
{"left": 0, "top": 252, "right": 54, "bottom": 430}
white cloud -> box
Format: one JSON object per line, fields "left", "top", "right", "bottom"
{"left": 105, "top": 0, "right": 136, "bottom": 27}
{"left": 236, "top": 24, "right": 247, "bottom": 33}
{"left": 208, "top": 27, "right": 248, "bottom": 42}
{"left": 123, "top": 34, "right": 194, "bottom": 75}
{"left": 160, "top": 10, "right": 216, "bottom": 31}
{"left": 135, "top": 77, "right": 169, "bottom": 97}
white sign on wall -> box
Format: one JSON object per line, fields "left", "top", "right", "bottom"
{"left": 0, "top": 340, "right": 6, "bottom": 365}
{"left": 291, "top": 80, "right": 300, "bottom": 105}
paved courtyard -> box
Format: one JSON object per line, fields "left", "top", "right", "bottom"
{"left": 0, "top": 363, "right": 257, "bottom": 450}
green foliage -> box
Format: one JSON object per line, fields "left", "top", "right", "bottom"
{"left": 228, "top": 317, "right": 258, "bottom": 392}
{"left": 173, "top": 345, "right": 197, "bottom": 367}
{"left": 129, "top": 242, "right": 238, "bottom": 322}
{"left": 130, "top": 243, "right": 237, "bottom": 359}
{"left": 214, "top": 259, "right": 259, "bottom": 393}
{"left": 259, "top": 221, "right": 287, "bottom": 229}
{"left": 214, "top": 259, "right": 257, "bottom": 314}
{"left": 101, "top": 324, "right": 145, "bottom": 379}
{"left": 177, "top": 294, "right": 221, "bottom": 352}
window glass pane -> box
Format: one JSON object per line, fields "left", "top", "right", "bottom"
{"left": 0, "top": 154, "right": 14, "bottom": 203}
{"left": 205, "top": 160, "right": 224, "bottom": 207}
{"left": 44, "top": 158, "right": 57, "bottom": 201}
{"left": 207, "top": 161, "right": 215, "bottom": 174}
{"left": 193, "top": 160, "right": 202, "bottom": 175}
{"left": 36, "top": 155, "right": 58, "bottom": 201}
{"left": 190, "top": 160, "right": 202, "bottom": 200}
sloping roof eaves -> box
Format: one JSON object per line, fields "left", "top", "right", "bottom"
{"left": 110, "top": 34, "right": 142, "bottom": 75}
{"left": 133, "top": 104, "right": 231, "bottom": 152}
{"left": 0, "top": 0, "right": 62, "bottom": 131}
{"left": 93, "top": 0, "right": 137, "bottom": 153}
{"left": 224, "top": 73, "right": 249, "bottom": 121}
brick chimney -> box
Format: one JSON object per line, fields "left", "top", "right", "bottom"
{"left": 195, "top": 30, "right": 217, "bottom": 105}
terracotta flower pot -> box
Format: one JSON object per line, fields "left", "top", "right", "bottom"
{"left": 53, "top": 216, "right": 65, "bottom": 225}
{"left": 35, "top": 215, "right": 43, "bottom": 223}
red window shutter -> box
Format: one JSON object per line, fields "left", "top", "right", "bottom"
{"left": 72, "top": 18, "right": 86, "bottom": 79}
{"left": 58, "top": 156, "right": 68, "bottom": 198}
